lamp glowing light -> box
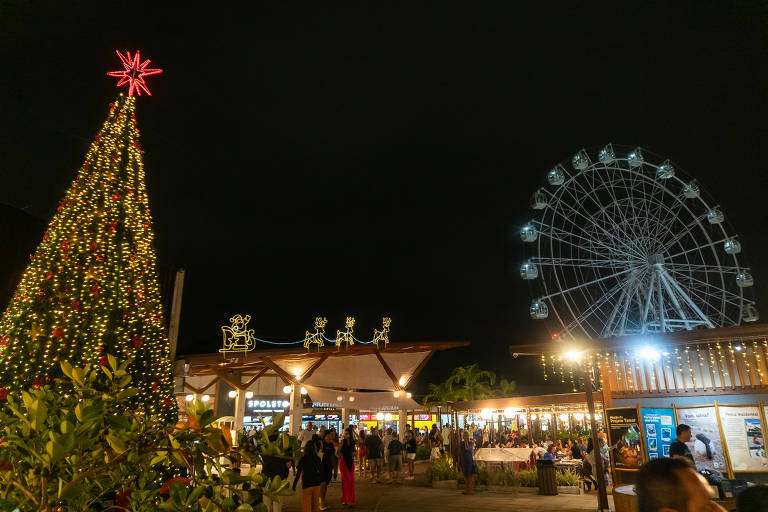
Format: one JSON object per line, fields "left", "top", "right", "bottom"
{"left": 337, "top": 395, "right": 343, "bottom": 401}
{"left": 393, "top": 390, "right": 401, "bottom": 398}
{"left": 349, "top": 396, "right": 355, "bottom": 402}
{"left": 560, "top": 413, "right": 569, "bottom": 421}
{"left": 735, "top": 345, "right": 744, "bottom": 352}
{"left": 185, "top": 394, "right": 194, "bottom": 402}
{"left": 481, "top": 408, "right": 492, "bottom": 420}
{"left": 245, "top": 391, "right": 254, "bottom": 399}
{"left": 283, "top": 385, "right": 291, "bottom": 394}
{"left": 376, "top": 412, "right": 384, "bottom": 421}
{"left": 564, "top": 350, "right": 582, "bottom": 362}
{"left": 228, "top": 390, "right": 237, "bottom": 398}
{"left": 201, "top": 395, "right": 210, "bottom": 402}
{"left": 638, "top": 346, "right": 661, "bottom": 361}
{"left": 300, "top": 387, "right": 307, "bottom": 395}
{"left": 399, "top": 376, "right": 407, "bottom": 386}
{"left": 406, "top": 392, "right": 412, "bottom": 398}
{"left": 384, "top": 413, "right": 393, "bottom": 422}
{"left": 573, "top": 413, "right": 584, "bottom": 420}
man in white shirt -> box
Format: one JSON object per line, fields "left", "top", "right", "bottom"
{"left": 441, "top": 424, "right": 452, "bottom": 455}
{"left": 300, "top": 422, "right": 315, "bottom": 447}
{"left": 382, "top": 428, "right": 393, "bottom": 464}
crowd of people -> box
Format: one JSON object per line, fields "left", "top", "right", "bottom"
{"left": 282, "top": 420, "right": 616, "bottom": 510}
{"left": 285, "top": 420, "right": 768, "bottom": 511}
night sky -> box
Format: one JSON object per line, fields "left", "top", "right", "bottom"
{"left": 2, "top": 1, "right": 768, "bottom": 395}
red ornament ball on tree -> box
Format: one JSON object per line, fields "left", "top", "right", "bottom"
{"left": 52, "top": 326, "right": 64, "bottom": 338}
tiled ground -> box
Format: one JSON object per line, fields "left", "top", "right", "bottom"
{"left": 279, "top": 478, "right": 614, "bottom": 511}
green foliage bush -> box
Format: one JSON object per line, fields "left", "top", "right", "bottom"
{"left": 425, "top": 457, "right": 459, "bottom": 483}
{"left": 415, "top": 444, "right": 430, "bottom": 460}
{"left": 0, "top": 356, "right": 281, "bottom": 512}
{"left": 555, "top": 469, "right": 581, "bottom": 486}
{"left": 475, "top": 466, "right": 489, "bottom": 486}
{"left": 517, "top": 468, "right": 538, "bottom": 487}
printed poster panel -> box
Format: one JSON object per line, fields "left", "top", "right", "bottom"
{"left": 607, "top": 407, "right": 643, "bottom": 470}
{"left": 641, "top": 408, "right": 675, "bottom": 460}
{"left": 676, "top": 407, "right": 726, "bottom": 472}
{"left": 719, "top": 406, "right": 768, "bottom": 472}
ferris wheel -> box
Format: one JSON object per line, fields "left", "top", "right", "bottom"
{"left": 520, "top": 144, "right": 758, "bottom": 340}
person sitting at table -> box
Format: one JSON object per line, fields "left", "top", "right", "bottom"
{"left": 571, "top": 439, "right": 584, "bottom": 460}
{"left": 541, "top": 444, "right": 557, "bottom": 460}
{"left": 534, "top": 441, "right": 547, "bottom": 459}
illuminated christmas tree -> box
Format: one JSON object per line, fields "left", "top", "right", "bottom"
{"left": 0, "top": 51, "right": 176, "bottom": 420}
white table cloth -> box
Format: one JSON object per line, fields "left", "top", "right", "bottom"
{"left": 474, "top": 448, "right": 533, "bottom": 462}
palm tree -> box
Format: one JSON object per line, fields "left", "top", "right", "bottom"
{"left": 422, "top": 381, "right": 456, "bottom": 410}
{"left": 422, "top": 381, "right": 457, "bottom": 424}
{"left": 494, "top": 378, "right": 517, "bottom": 398}
{"left": 447, "top": 364, "right": 496, "bottom": 401}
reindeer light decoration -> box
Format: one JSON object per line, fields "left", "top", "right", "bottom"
{"left": 373, "top": 317, "right": 391, "bottom": 348}
{"left": 336, "top": 316, "right": 355, "bottom": 350}
{"left": 304, "top": 317, "right": 328, "bottom": 351}
{"left": 220, "top": 314, "right": 256, "bottom": 355}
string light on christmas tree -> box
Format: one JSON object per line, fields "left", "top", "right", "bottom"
{"left": 0, "top": 52, "right": 175, "bottom": 420}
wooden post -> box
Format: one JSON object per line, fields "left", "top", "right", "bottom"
{"left": 585, "top": 366, "right": 609, "bottom": 511}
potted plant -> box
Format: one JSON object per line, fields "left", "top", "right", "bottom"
{"left": 426, "top": 457, "right": 459, "bottom": 489}
{"left": 261, "top": 475, "right": 293, "bottom": 512}
{"left": 517, "top": 468, "right": 539, "bottom": 494}
{"left": 556, "top": 468, "right": 582, "bottom": 494}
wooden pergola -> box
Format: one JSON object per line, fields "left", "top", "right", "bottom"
{"left": 177, "top": 340, "right": 469, "bottom": 436}
{"left": 180, "top": 340, "right": 468, "bottom": 392}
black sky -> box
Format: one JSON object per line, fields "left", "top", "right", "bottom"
{"left": 2, "top": 1, "right": 768, "bottom": 395}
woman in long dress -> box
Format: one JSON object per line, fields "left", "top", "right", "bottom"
{"left": 339, "top": 427, "right": 356, "bottom": 507}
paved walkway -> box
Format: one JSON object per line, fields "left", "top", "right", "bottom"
{"left": 280, "top": 479, "right": 615, "bottom": 511}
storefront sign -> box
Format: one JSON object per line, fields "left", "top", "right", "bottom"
{"left": 718, "top": 405, "right": 768, "bottom": 472}
{"left": 640, "top": 408, "right": 675, "bottom": 460}
{"left": 676, "top": 406, "right": 726, "bottom": 473}
{"left": 246, "top": 399, "right": 290, "bottom": 413}
{"left": 606, "top": 407, "right": 643, "bottom": 470}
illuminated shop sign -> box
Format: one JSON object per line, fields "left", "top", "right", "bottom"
{"left": 246, "top": 399, "right": 290, "bottom": 412}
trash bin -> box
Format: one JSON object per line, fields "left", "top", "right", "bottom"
{"left": 537, "top": 459, "right": 557, "bottom": 496}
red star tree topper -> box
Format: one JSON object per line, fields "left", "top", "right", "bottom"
{"left": 107, "top": 50, "right": 163, "bottom": 96}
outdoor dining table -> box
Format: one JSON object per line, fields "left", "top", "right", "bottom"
{"left": 474, "top": 447, "right": 534, "bottom": 472}
{"left": 474, "top": 447, "right": 533, "bottom": 462}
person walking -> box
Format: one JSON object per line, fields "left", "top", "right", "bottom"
{"left": 387, "top": 431, "right": 404, "bottom": 484}
{"left": 293, "top": 443, "right": 322, "bottom": 512}
{"left": 382, "top": 428, "right": 393, "bottom": 466}
{"left": 357, "top": 429, "right": 368, "bottom": 478}
{"left": 318, "top": 430, "right": 335, "bottom": 510}
{"left": 460, "top": 431, "right": 476, "bottom": 495}
{"left": 441, "top": 424, "right": 452, "bottom": 456}
{"left": 429, "top": 424, "right": 441, "bottom": 460}
{"left": 405, "top": 430, "right": 418, "bottom": 479}
{"left": 365, "top": 427, "right": 384, "bottom": 483}
{"left": 338, "top": 427, "right": 356, "bottom": 507}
